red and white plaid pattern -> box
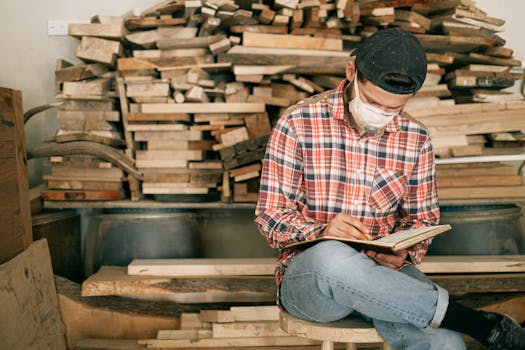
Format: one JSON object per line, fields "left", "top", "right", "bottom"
{"left": 255, "top": 79, "right": 440, "bottom": 289}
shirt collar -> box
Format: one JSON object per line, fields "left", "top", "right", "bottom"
{"left": 327, "top": 79, "right": 401, "bottom": 135}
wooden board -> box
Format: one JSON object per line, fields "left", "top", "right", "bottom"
{"left": 414, "top": 34, "right": 494, "bottom": 53}
{"left": 55, "top": 63, "right": 108, "bottom": 82}
{"left": 81, "top": 266, "right": 275, "bottom": 303}
{"left": 50, "top": 166, "right": 123, "bottom": 179}
{"left": 68, "top": 23, "right": 126, "bottom": 39}
{"left": 135, "top": 102, "right": 266, "bottom": 114}
{"left": 42, "top": 190, "right": 125, "bottom": 201}
{"left": 136, "top": 150, "right": 204, "bottom": 161}
{"left": 0, "top": 240, "right": 66, "bottom": 350}
{"left": 219, "top": 45, "right": 348, "bottom": 72}
{"left": 242, "top": 32, "right": 342, "bottom": 51}
{"left": 280, "top": 311, "right": 382, "bottom": 343}
{"left": 56, "top": 275, "right": 179, "bottom": 349}
{"left": 0, "top": 88, "right": 32, "bottom": 264}
{"left": 139, "top": 336, "right": 319, "bottom": 348}
{"left": 75, "top": 36, "right": 123, "bottom": 66}
{"left": 438, "top": 186, "right": 525, "bottom": 199}
{"left": 134, "top": 130, "right": 202, "bottom": 142}
{"left": 128, "top": 258, "right": 276, "bottom": 276}
{"left": 212, "top": 321, "right": 288, "bottom": 338}
{"left": 62, "top": 79, "right": 110, "bottom": 97}
{"left": 437, "top": 175, "right": 522, "bottom": 187}
{"left": 128, "top": 256, "right": 525, "bottom": 276}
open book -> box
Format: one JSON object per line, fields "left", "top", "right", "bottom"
{"left": 285, "top": 224, "right": 452, "bottom": 253}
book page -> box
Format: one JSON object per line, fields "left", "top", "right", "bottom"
{"left": 369, "top": 226, "right": 445, "bottom": 246}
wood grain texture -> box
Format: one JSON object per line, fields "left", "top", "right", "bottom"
{"left": 0, "top": 240, "right": 66, "bottom": 350}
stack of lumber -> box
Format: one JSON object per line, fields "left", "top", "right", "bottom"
{"left": 140, "top": 305, "right": 320, "bottom": 348}
{"left": 48, "top": 0, "right": 525, "bottom": 202}
{"left": 73, "top": 256, "right": 525, "bottom": 349}
{"left": 49, "top": 23, "right": 129, "bottom": 200}
{"left": 436, "top": 161, "right": 525, "bottom": 200}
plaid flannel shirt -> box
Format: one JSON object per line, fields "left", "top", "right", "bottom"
{"left": 255, "top": 79, "right": 440, "bottom": 292}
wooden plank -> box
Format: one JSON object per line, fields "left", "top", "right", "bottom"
{"left": 51, "top": 166, "right": 123, "bottom": 179}
{"left": 136, "top": 160, "right": 188, "bottom": 169}
{"left": 158, "top": 34, "right": 226, "bottom": 50}
{"left": 57, "top": 110, "right": 120, "bottom": 122}
{"left": 243, "top": 32, "right": 342, "bottom": 51}
{"left": 75, "top": 339, "right": 326, "bottom": 350}
{"left": 200, "top": 310, "right": 235, "bottom": 323}
{"left": 438, "top": 186, "right": 525, "bottom": 200}
{"left": 281, "top": 311, "right": 382, "bottom": 344}
{"left": 136, "top": 103, "right": 266, "bottom": 114}
{"left": 157, "top": 329, "right": 212, "bottom": 340}
{"left": 229, "top": 163, "right": 262, "bottom": 178}
{"left": 213, "top": 321, "right": 288, "bottom": 338}
{"left": 230, "top": 306, "right": 279, "bottom": 321}
{"left": 128, "top": 112, "right": 190, "bottom": 122}
{"left": 62, "top": 79, "right": 110, "bottom": 97}
{"left": 136, "top": 150, "right": 204, "bottom": 161}
{"left": 436, "top": 165, "right": 515, "bottom": 177}
{"left": 75, "top": 36, "right": 123, "bottom": 66}
{"left": 126, "top": 81, "right": 170, "bottom": 97}
{"left": 68, "top": 23, "right": 126, "bottom": 39}
{"left": 127, "top": 124, "right": 187, "bottom": 132}
{"left": 81, "top": 266, "right": 275, "bottom": 302}
{"left": 46, "top": 179, "right": 122, "bottom": 191}
{"left": 124, "top": 17, "right": 186, "bottom": 30}
{"left": 220, "top": 45, "right": 348, "bottom": 68}
{"left": 139, "top": 336, "right": 319, "bottom": 348}
{"left": 55, "top": 63, "right": 108, "bottom": 82}
{"left": 128, "top": 256, "right": 525, "bottom": 276}
{"left": 414, "top": 34, "right": 493, "bottom": 53}
{"left": 59, "top": 99, "right": 114, "bottom": 111}
{"left": 419, "top": 256, "right": 525, "bottom": 273}
{"left": 0, "top": 240, "right": 66, "bottom": 350}
{"left": 134, "top": 130, "right": 202, "bottom": 142}
{"left": 0, "top": 88, "right": 32, "bottom": 264}
{"left": 189, "top": 161, "right": 223, "bottom": 170}
{"left": 128, "top": 258, "right": 276, "bottom": 276}
{"left": 437, "top": 175, "right": 522, "bottom": 188}
{"left": 42, "top": 190, "right": 124, "bottom": 201}
{"left": 56, "top": 276, "right": 178, "bottom": 349}
{"left": 142, "top": 183, "right": 209, "bottom": 195}
{"left": 146, "top": 140, "right": 215, "bottom": 151}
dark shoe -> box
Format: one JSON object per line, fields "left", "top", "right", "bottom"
{"left": 483, "top": 312, "right": 525, "bottom": 350}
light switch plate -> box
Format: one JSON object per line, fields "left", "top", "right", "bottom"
{"left": 48, "top": 20, "right": 90, "bottom": 36}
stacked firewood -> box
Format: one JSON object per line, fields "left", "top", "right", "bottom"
{"left": 46, "top": 0, "right": 525, "bottom": 202}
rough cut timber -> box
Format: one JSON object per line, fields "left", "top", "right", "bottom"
{"left": 75, "top": 36, "right": 123, "bottom": 66}
{"left": 0, "top": 240, "right": 66, "bottom": 350}
{"left": 0, "top": 88, "right": 32, "bottom": 264}
{"left": 68, "top": 23, "right": 127, "bottom": 40}
{"left": 242, "top": 32, "right": 343, "bottom": 51}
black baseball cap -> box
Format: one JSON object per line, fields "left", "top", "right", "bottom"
{"left": 351, "top": 28, "right": 427, "bottom": 94}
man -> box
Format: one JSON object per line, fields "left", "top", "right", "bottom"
{"left": 255, "top": 28, "right": 525, "bottom": 350}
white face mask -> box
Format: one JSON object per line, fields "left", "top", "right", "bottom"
{"left": 348, "top": 76, "right": 398, "bottom": 133}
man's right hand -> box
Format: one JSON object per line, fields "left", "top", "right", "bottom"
{"left": 321, "top": 213, "right": 371, "bottom": 241}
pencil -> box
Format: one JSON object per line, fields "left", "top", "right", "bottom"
{"left": 364, "top": 233, "right": 372, "bottom": 240}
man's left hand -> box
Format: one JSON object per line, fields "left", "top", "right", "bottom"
{"left": 365, "top": 250, "right": 408, "bottom": 270}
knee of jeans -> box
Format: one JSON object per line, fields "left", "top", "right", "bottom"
{"left": 304, "top": 241, "right": 358, "bottom": 266}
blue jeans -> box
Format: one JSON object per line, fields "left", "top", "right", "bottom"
{"left": 280, "top": 241, "right": 466, "bottom": 350}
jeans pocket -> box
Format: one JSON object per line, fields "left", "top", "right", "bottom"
{"left": 369, "top": 167, "right": 406, "bottom": 210}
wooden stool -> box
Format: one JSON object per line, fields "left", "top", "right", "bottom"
{"left": 280, "top": 311, "right": 393, "bottom": 350}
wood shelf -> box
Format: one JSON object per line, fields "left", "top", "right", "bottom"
{"left": 43, "top": 199, "right": 257, "bottom": 210}
{"left": 43, "top": 197, "right": 525, "bottom": 210}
